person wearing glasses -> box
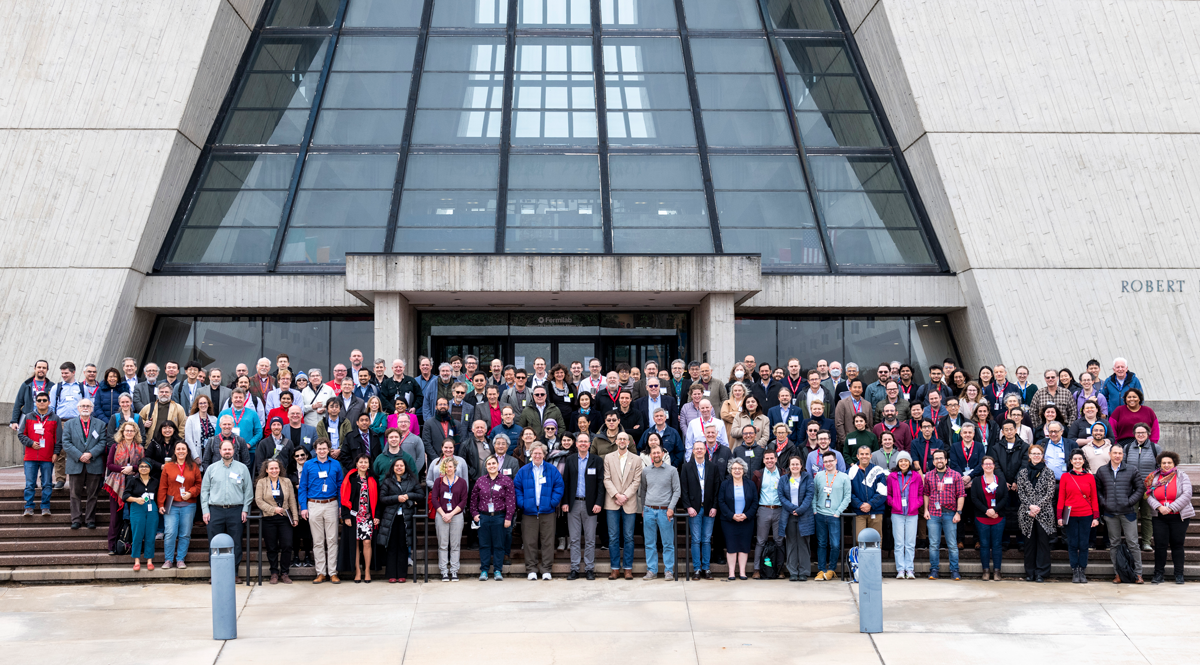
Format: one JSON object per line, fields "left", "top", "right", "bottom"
{"left": 17, "top": 391, "right": 60, "bottom": 517}
{"left": 291, "top": 447, "right": 314, "bottom": 567}
{"left": 519, "top": 386, "right": 566, "bottom": 441}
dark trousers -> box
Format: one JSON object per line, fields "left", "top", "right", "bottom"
{"left": 69, "top": 472, "right": 102, "bottom": 524}
{"left": 1152, "top": 515, "right": 1189, "bottom": 577}
{"left": 478, "top": 513, "right": 506, "bottom": 573}
{"left": 107, "top": 496, "right": 123, "bottom": 550}
{"left": 1063, "top": 515, "right": 1092, "bottom": 569}
{"left": 207, "top": 506, "right": 245, "bottom": 566}
{"left": 262, "top": 515, "right": 293, "bottom": 575}
{"left": 293, "top": 517, "right": 313, "bottom": 558}
{"left": 1023, "top": 521, "right": 1052, "bottom": 578}
{"left": 522, "top": 512, "right": 556, "bottom": 575}
{"left": 385, "top": 518, "right": 409, "bottom": 579}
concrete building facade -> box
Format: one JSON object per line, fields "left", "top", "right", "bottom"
{"left": 2, "top": 0, "right": 1198, "bottom": 463}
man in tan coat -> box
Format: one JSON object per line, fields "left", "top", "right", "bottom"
{"left": 603, "top": 432, "right": 642, "bottom": 579}
{"left": 139, "top": 382, "right": 188, "bottom": 438}
{"left": 834, "top": 378, "right": 874, "bottom": 447}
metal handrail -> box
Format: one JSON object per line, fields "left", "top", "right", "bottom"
{"left": 242, "top": 511, "right": 264, "bottom": 586}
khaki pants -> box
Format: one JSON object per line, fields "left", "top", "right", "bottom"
{"left": 54, "top": 454, "right": 67, "bottom": 484}
{"left": 854, "top": 514, "right": 883, "bottom": 543}
{"left": 522, "top": 512, "right": 556, "bottom": 575}
{"left": 1139, "top": 498, "right": 1154, "bottom": 546}
{"left": 308, "top": 500, "right": 340, "bottom": 576}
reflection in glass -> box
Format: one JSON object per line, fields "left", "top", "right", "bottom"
{"left": 518, "top": 0, "right": 591, "bottom": 26}
{"left": 609, "top": 155, "right": 712, "bottom": 253}
{"left": 810, "top": 156, "right": 934, "bottom": 266}
{"left": 603, "top": 38, "right": 694, "bottom": 146}
{"left": 432, "top": 0, "right": 509, "bottom": 27}
{"left": 193, "top": 319, "right": 264, "bottom": 371}
{"left": 505, "top": 155, "right": 603, "bottom": 253}
{"left": 218, "top": 38, "right": 328, "bottom": 145}
{"left": 395, "top": 154, "right": 499, "bottom": 252}
{"left": 910, "top": 317, "right": 955, "bottom": 385}
{"left": 765, "top": 0, "right": 837, "bottom": 30}
{"left": 778, "top": 40, "right": 884, "bottom": 148}
{"left": 314, "top": 37, "right": 416, "bottom": 145}
{"left": 681, "top": 0, "right": 762, "bottom": 30}
{"left": 263, "top": 320, "right": 331, "bottom": 377}
{"left": 600, "top": 0, "right": 676, "bottom": 28}
{"left": 778, "top": 319, "right": 842, "bottom": 370}
{"left": 280, "top": 154, "right": 398, "bottom": 264}
{"left": 512, "top": 40, "right": 597, "bottom": 145}
{"left": 710, "top": 155, "right": 825, "bottom": 268}
{"left": 845, "top": 318, "right": 909, "bottom": 375}
{"left": 344, "top": 0, "right": 424, "bottom": 26}
{"left": 168, "top": 154, "right": 298, "bottom": 265}
{"left": 414, "top": 38, "right": 505, "bottom": 145}
{"left": 268, "top": 0, "right": 339, "bottom": 27}
{"left": 690, "top": 39, "right": 790, "bottom": 148}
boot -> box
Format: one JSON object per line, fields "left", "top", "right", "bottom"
{"left": 1079, "top": 569, "right": 1087, "bottom": 584}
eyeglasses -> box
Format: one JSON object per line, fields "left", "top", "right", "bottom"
{"left": 35, "top": 398, "right": 49, "bottom": 402}
{"left": 453, "top": 391, "right": 466, "bottom": 396}
{"left": 545, "top": 426, "right": 557, "bottom": 430}
{"left": 294, "top": 454, "right": 305, "bottom": 459}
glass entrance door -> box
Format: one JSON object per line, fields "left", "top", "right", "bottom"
{"left": 432, "top": 338, "right": 506, "bottom": 367}
{"left": 603, "top": 339, "right": 671, "bottom": 371}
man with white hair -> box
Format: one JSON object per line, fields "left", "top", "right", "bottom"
{"left": 203, "top": 413, "right": 251, "bottom": 472}
{"left": 59, "top": 399, "right": 106, "bottom": 529}
{"left": 132, "top": 362, "right": 160, "bottom": 413}
{"left": 301, "top": 368, "right": 336, "bottom": 427}
{"left": 381, "top": 358, "right": 422, "bottom": 415}
{"left": 248, "top": 357, "right": 276, "bottom": 404}
{"left": 685, "top": 399, "right": 730, "bottom": 449}
{"left": 1102, "top": 357, "right": 1145, "bottom": 412}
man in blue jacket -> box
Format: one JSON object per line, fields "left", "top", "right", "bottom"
{"left": 639, "top": 408, "right": 684, "bottom": 467}
{"left": 767, "top": 387, "right": 806, "bottom": 446}
{"left": 514, "top": 443, "right": 564, "bottom": 580}
{"left": 848, "top": 445, "right": 888, "bottom": 542}
{"left": 1101, "top": 357, "right": 1144, "bottom": 411}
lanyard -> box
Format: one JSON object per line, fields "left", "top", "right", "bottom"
{"left": 786, "top": 375, "right": 803, "bottom": 395}
{"left": 32, "top": 379, "right": 45, "bottom": 394}
{"left": 85, "top": 383, "right": 99, "bottom": 399}
{"left": 961, "top": 441, "right": 974, "bottom": 463}
{"left": 81, "top": 418, "right": 90, "bottom": 439}
{"left": 824, "top": 470, "right": 837, "bottom": 490}
{"left": 851, "top": 398, "right": 862, "bottom": 414}
{"left": 231, "top": 408, "right": 245, "bottom": 426}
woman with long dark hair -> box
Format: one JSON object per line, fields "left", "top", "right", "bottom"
{"left": 340, "top": 454, "right": 379, "bottom": 583}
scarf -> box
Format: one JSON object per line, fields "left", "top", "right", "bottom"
{"left": 1146, "top": 470, "right": 1178, "bottom": 508}
{"left": 1023, "top": 459, "right": 1047, "bottom": 485}
{"left": 104, "top": 441, "right": 145, "bottom": 507}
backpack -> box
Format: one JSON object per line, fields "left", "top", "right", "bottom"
{"left": 760, "top": 539, "right": 781, "bottom": 580}
{"left": 1111, "top": 540, "right": 1138, "bottom": 583}
{"left": 113, "top": 519, "right": 132, "bottom": 556}
{"left": 847, "top": 546, "right": 860, "bottom": 582}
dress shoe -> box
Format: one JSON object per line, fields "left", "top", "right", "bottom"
{"left": 330, "top": 575, "right": 341, "bottom": 584}
{"left": 1112, "top": 575, "right": 1121, "bottom": 584}
{"left": 313, "top": 574, "right": 327, "bottom": 584}
{"left": 281, "top": 574, "right": 293, "bottom": 584}
{"left": 790, "top": 574, "right": 799, "bottom": 582}
{"left": 70, "top": 521, "right": 81, "bottom": 530}
{"left": 1024, "top": 574, "right": 1034, "bottom": 582}
{"left": 1151, "top": 573, "right": 1164, "bottom": 584}
{"left": 1035, "top": 576, "right": 1045, "bottom": 583}
{"left": 1175, "top": 575, "right": 1186, "bottom": 585}
{"left": 982, "top": 570, "right": 989, "bottom": 581}
{"left": 752, "top": 571, "right": 760, "bottom": 579}
{"left": 609, "top": 570, "right": 619, "bottom": 580}
{"left": 270, "top": 574, "right": 279, "bottom": 584}
{"left": 85, "top": 521, "right": 96, "bottom": 529}
{"left": 586, "top": 570, "right": 595, "bottom": 580}
{"left": 567, "top": 570, "right": 579, "bottom": 580}
{"left": 994, "top": 571, "right": 1003, "bottom": 581}
{"left": 1135, "top": 575, "right": 1144, "bottom": 584}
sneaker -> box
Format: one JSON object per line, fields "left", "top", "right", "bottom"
{"left": 41, "top": 508, "right": 51, "bottom": 516}
{"left": 896, "top": 571, "right": 905, "bottom": 579}
{"left": 567, "top": 570, "right": 579, "bottom": 580}
{"left": 528, "top": 572, "right": 538, "bottom": 581}
{"left": 162, "top": 561, "right": 173, "bottom": 570}
{"left": 495, "top": 571, "right": 504, "bottom": 581}
{"left": 480, "top": 572, "right": 489, "bottom": 581}
{"left": 542, "top": 572, "right": 552, "bottom": 581}
{"left": 451, "top": 574, "right": 459, "bottom": 582}
{"left": 644, "top": 571, "right": 657, "bottom": 580}
{"left": 826, "top": 570, "right": 837, "bottom": 580}
{"left": 951, "top": 572, "right": 961, "bottom": 581}
{"left": 557, "top": 537, "right": 566, "bottom": 550}
{"left": 53, "top": 480, "right": 65, "bottom": 490}
{"left": 442, "top": 575, "right": 450, "bottom": 583}
{"left": 928, "top": 571, "right": 940, "bottom": 580}
{"left": 22, "top": 508, "right": 33, "bottom": 517}
{"left": 665, "top": 572, "right": 674, "bottom": 581}
{"left": 1175, "top": 575, "right": 1185, "bottom": 585}
{"left": 905, "top": 571, "right": 916, "bottom": 580}
{"left": 177, "top": 561, "right": 187, "bottom": 569}
{"left": 1141, "top": 541, "right": 1153, "bottom": 552}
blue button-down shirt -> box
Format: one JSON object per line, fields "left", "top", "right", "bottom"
{"left": 298, "top": 457, "right": 343, "bottom": 510}
{"left": 576, "top": 453, "right": 589, "bottom": 498}
{"left": 1044, "top": 439, "right": 1067, "bottom": 479}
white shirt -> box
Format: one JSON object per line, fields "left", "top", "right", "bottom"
{"left": 685, "top": 416, "right": 729, "bottom": 450}
{"left": 533, "top": 463, "right": 544, "bottom": 504}
{"left": 806, "top": 388, "right": 826, "bottom": 412}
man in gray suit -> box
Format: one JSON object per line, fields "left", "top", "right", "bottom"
{"left": 132, "top": 362, "right": 160, "bottom": 413}
{"left": 57, "top": 399, "right": 107, "bottom": 529}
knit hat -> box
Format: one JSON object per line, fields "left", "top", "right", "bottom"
{"left": 895, "top": 451, "right": 912, "bottom": 465}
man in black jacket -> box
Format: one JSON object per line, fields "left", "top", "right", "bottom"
{"left": 992, "top": 420, "right": 1029, "bottom": 549}
{"left": 681, "top": 438, "right": 721, "bottom": 579}
{"left": 561, "top": 433, "right": 605, "bottom": 580}
{"left": 1095, "top": 442, "right": 1144, "bottom": 583}
{"left": 914, "top": 365, "right": 951, "bottom": 406}
{"left": 380, "top": 359, "right": 423, "bottom": 416}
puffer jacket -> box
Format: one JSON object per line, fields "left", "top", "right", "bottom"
{"left": 376, "top": 471, "right": 425, "bottom": 546}
{"left": 1094, "top": 462, "right": 1143, "bottom": 516}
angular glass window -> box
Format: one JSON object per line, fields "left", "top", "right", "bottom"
{"left": 512, "top": 39, "right": 597, "bottom": 146}
{"left": 344, "top": 0, "right": 424, "bottom": 27}
{"left": 217, "top": 37, "right": 329, "bottom": 146}
{"left": 711, "top": 155, "right": 826, "bottom": 269}
{"left": 279, "top": 153, "right": 398, "bottom": 264}
{"left": 267, "top": 0, "right": 340, "bottom": 27}
{"left": 609, "top": 155, "right": 713, "bottom": 253}
{"left": 433, "top": 0, "right": 509, "bottom": 26}
{"left": 600, "top": 0, "right": 677, "bottom": 29}
{"left": 506, "top": 155, "right": 604, "bottom": 253}
{"left": 810, "top": 156, "right": 935, "bottom": 267}
{"left": 778, "top": 39, "right": 885, "bottom": 148}
{"left": 690, "top": 39, "right": 791, "bottom": 148}
{"left": 681, "top": 0, "right": 762, "bottom": 30}
{"left": 313, "top": 36, "right": 417, "bottom": 145}
{"left": 167, "top": 154, "right": 298, "bottom": 265}
{"left": 413, "top": 38, "right": 505, "bottom": 145}
{"left": 764, "top": 0, "right": 837, "bottom": 31}
{"left": 603, "top": 38, "right": 695, "bottom": 147}
{"left": 518, "top": 0, "right": 591, "bottom": 27}
{"left": 395, "top": 154, "right": 499, "bottom": 252}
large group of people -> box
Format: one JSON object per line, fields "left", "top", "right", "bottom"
{"left": 10, "top": 352, "right": 1192, "bottom": 585}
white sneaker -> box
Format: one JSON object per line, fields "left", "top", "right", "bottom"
{"left": 528, "top": 572, "right": 538, "bottom": 581}
{"left": 896, "top": 571, "right": 904, "bottom": 579}
{"left": 905, "top": 571, "right": 916, "bottom": 579}
{"left": 542, "top": 572, "right": 552, "bottom": 581}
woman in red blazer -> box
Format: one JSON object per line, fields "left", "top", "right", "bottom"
{"left": 340, "top": 454, "right": 379, "bottom": 582}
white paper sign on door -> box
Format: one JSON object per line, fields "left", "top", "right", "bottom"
{"left": 514, "top": 356, "right": 526, "bottom": 370}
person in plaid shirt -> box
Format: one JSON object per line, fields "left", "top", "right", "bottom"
{"left": 923, "top": 449, "right": 965, "bottom": 580}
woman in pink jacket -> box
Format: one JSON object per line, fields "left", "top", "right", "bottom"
{"left": 886, "top": 451, "right": 923, "bottom": 579}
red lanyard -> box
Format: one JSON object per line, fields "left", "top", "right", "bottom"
{"left": 852, "top": 399, "right": 862, "bottom": 414}
{"left": 961, "top": 441, "right": 974, "bottom": 462}
{"left": 85, "top": 384, "right": 98, "bottom": 399}
{"left": 81, "top": 418, "right": 91, "bottom": 439}
{"left": 32, "top": 380, "right": 45, "bottom": 394}
{"left": 232, "top": 408, "right": 244, "bottom": 426}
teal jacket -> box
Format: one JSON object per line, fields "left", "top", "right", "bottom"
{"left": 813, "top": 469, "right": 852, "bottom": 517}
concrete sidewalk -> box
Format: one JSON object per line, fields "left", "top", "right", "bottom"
{"left": 0, "top": 576, "right": 1192, "bottom": 664}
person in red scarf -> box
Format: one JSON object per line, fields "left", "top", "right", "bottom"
{"left": 1145, "top": 452, "right": 1193, "bottom": 584}
{"left": 105, "top": 421, "right": 145, "bottom": 555}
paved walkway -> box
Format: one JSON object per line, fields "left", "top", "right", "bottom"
{"left": 0, "top": 577, "right": 1191, "bottom": 664}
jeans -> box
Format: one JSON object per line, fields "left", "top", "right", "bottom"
{"left": 927, "top": 512, "right": 959, "bottom": 574}
{"left": 814, "top": 513, "right": 841, "bottom": 573}
{"left": 891, "top": 513, "right": 918, "bottom": 573}
{"left": 477, "top": 513, "right": 506, "bottom": 573}
{"left": 688, "top": 512, "right": 715, "bottom": 571}
{"left": 975, "top": 518, "right": 1005, "bottom": 570}
{"left": 129, "top": 500, "right": 158, "bottom": 560}
{"left": 1063, "top": 515, "right": 1091, "bottom": 569}
{"left": 643, "top": 507, "right": 675, "bottom": 575}
{"left": 607, "top": 509, "right": 636, "bottom": 570}
{"left": 162, "top": 502, "right": 197, "bottom": 563}
{"left": 23, "top": 461, "right": 53, "bottom": 510}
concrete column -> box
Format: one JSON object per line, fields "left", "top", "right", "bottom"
{"left": 374, "top": 292, "right": 415, "bottom": 368}
{"left": 694, "top": 293, "right": 735, "bottom": 372}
